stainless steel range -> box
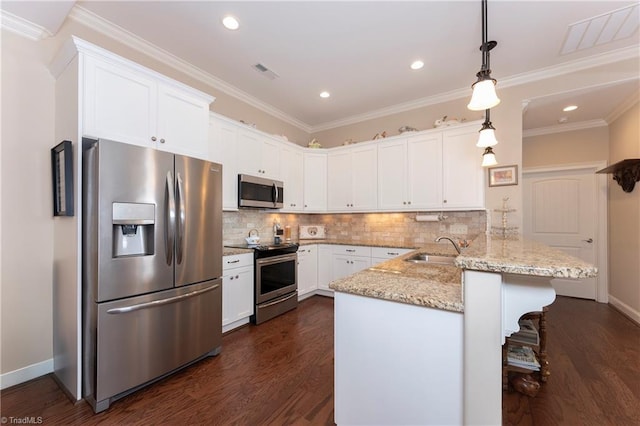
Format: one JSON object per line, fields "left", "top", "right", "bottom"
{"left": 226, "top": 243, "right": 299, "bottom": 324}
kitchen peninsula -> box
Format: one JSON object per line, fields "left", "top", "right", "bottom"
{"left": 330, "top": 235, "right": 597, "bottom": 425}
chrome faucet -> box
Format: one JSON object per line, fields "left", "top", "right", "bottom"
{"left": 435, "top": 236, "right": 461, "bottom": 254}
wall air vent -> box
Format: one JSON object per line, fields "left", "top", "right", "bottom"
{"left": 252, "top": 63, "right": 280, "bottom": 80}
{"left": 560, "top": 3, "right": 639, "bottom": 55}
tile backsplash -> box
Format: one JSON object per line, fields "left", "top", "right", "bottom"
{"left": 223, "top": 210, "right": 487, "bottom": 246}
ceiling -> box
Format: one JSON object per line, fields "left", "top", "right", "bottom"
{"left": 2, "top": 1, "right": 639, "bottom": 133}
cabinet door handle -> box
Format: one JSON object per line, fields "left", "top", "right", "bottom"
{"left": 583, "top": 238, "right": 593, "bottom": 243}
{"left": 227, "top": 259, "right": 240, "bottom": 264}
{"left": 346, "top": 249, "right": 355, "bottom": 252}
{"left": 387, "top": 252, "right": 399, "bottom": 256}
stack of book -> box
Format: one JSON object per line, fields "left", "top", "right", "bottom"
{"left": 508, "top": 319, "right": 539, "bottom": 346}
{"left": 507, "top": 345, "right": 541, "bottom": 371}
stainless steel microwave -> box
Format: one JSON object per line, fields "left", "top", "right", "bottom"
{"left": 238, "top": 174, "right": 284, "bottom": 209}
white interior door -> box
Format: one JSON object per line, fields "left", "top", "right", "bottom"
{"left": 523, "top": 167, "right": 601, "bottom": 300}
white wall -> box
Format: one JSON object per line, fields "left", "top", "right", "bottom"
{"left": 608, "top": 101, "right": 640, "bottom": 322}
{"left": 1, "top": 31, "right": 55, "bottom": 384}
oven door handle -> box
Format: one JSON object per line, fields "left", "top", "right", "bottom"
{"left": 256, "top": 253, "right": 297, "bottom": 266}
{"left": 259, "top": 292, "right": 297, "bottom": 309}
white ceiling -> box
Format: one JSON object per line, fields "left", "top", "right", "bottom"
{"left": 2, "top": 1, "right": 639, "bottom": 133}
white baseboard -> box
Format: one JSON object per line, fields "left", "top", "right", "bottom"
{"left": 0, "top": 358, "right": 53, "bottom": 390}
{"left": 608, "top": 294, "right": 640, "bottom": 325}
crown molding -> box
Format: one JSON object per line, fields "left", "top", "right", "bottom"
{"left": 311, "top": 46, "right": 639, "bottom": 132}
{"left": 67, "top": 4, "right": 639, "bottom": 135}
{"left": 309, "top": 87, "right": 471, "bottom": 133}
{"left": 68, "top": 5, "right": 312, "bottom": 133}
{"left": 498, "top": 45, "right": 640, "bottom": 90}
{"left": 523, "top": 119, "right": 608, "bottom": 138}
{"left": 0, "top": 10, "right": 52, "bottom": 41}
{"left": 605, "top": 90, "right": 640, "bottom": 124}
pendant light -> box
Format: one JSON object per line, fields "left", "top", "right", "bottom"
{"left": 476, "top": 109, "right": 498, "bottom": 147}
{"left": 481, "top": 147, "right": 498, "bottom": 167}
{"left": 467, "top": 0, "right": 500, "bottom": 111}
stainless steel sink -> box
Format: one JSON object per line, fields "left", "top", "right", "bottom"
{"left": 404, "top": 253, "right": 457, "bottom": 265}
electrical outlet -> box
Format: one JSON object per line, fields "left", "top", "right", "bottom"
{"left": 450, "top": 224, "right": 468, "bottom": 235}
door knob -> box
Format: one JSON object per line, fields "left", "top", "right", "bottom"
{"left": 583, "top": 238, "right": 593, "bottom": 243}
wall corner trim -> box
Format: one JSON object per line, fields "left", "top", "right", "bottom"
{"left": 608, "top": 295, "right": 640, "bottom": 326}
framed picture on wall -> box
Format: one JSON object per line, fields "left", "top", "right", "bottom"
{"left": 488, "top": 164, "right": 518, "bottom": 187}
{"left": 51, "top": 140, "right": 74, "bottom": 216}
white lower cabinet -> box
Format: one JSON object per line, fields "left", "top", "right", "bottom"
{"left": 222, "top": 253, "right": 254, "bottom": 332}
{"left": 371, "top": 246, "right": 413, "bottom": 266}
{"left": 309, "top": 244, "right": 413, "bottom": 298}
{"left": 317, "top": 245, "right": 334, "bottom": 294}
{"left": 331, "top": 245, "right": 372, "bottom": 282}
{"left": 297, "top": 245, "right": 318, "bottom": 299}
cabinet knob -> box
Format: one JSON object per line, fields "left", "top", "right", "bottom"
{"left": 235, "top": 275, "right": 239, "bottom": 279}
{"left": 230, "top": 276, "right": 234, "bottom": 280}
{"left": 408, "top": 201, "right": 411, "bottom": 205}
{"left": 304, "top": 204, "right": 308, "bottom": 207}
{"left": 443, "top": 199, "right": 447, "bottom": 203}
{"left": 403, "top": 201, "right": 407, "bottom": 205}
{"left": 160, "top": 138, "right": 165, "bottom": 144}
{"left": 151, "top": 136, "right": 157, "bottom": 142}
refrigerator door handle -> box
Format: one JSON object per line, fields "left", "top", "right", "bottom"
{"left": 165, "top": 171, "right": 176, "bottom": 265}
{"left": 176, "top": 172, "right": 185, "bottom": 265}
{"left": 106, "top": 283, "right": 220, "bottom": 314}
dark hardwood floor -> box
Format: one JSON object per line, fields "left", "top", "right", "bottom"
{"left": 2, "top": 295, "right": 639, "bottom": 425}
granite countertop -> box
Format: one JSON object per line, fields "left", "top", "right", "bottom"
{"left": 328, "top": 234, "right": 597, "bottom": 313}
{"left": 297, "top": 239, "right": 420, "bottom": 249}
{"left": 329, "top": 250, "right": 464, "bottom": 313}
{"left": 223, "top": 247, "right": 254, "bottom": 256}
{"left": 455, "top": 235, "right": 598, "bottom": 279}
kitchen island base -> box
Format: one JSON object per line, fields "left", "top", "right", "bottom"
{"left": 334, "top": 292, "right": 463, "bottom": 425}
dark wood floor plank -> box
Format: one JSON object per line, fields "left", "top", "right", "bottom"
{"left": 2, "top": 295, "right": 639, "bottom": 426}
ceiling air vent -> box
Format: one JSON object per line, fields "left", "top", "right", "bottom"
{"left": 252, "top": 63, "right": 279, "bottom": 80}
{"left": 560, "top": 3, "right": 639, "bottom": 55}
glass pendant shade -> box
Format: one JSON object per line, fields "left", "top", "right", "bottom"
{"left": 477, "top": 123, "right": 498, "bottom": 147}
{"left": 467, "top": 78, "right": 500, "bottom": 111}
{"left": 481, "top": 147, "right": 497, "bottom": 167}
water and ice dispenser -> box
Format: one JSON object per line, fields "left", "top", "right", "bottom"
{"left": 112, "top": 202, "right": 155, "bottom": 257}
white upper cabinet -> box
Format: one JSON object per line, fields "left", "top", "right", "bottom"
{"left": 82, "top": 53, "right": 213, "bottom": 159}
{"left": 441, "top": 125, "right": 485, "bottom": 209}
{"left": 328, "top": 144, "right": 377, "bottom": 211}
{"left": 156, "top": 84, "right": 210, "bottom": 159}
{"left": 378, "top": 124, "right": 484, "bottom": 211}
{"left": 303, "top": 152, "right": 327, "bottom": 212}
{"left": 209, "top": 114, "right": 239, "bottom": 210}
{"left": 238, "top": 129, "right": 281, "bottom": 180}
{"left": 378, "top": 133, "right": 443, "bottom": 210}
{"left": 280, "top": 145, "right": 304, "bottom": 211}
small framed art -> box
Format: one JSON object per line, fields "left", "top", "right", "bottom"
{"left": 51, "top": 140, "right": 74, "bottom": 216}
{"left": 488, "top": 164, "right": 518, "bottom": 187}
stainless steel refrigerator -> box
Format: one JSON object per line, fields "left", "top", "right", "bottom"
{"left": 82, "top": 138, "right": 223, "bottom": 413}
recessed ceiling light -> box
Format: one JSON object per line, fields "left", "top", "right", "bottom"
{"left": 222, "top": 16, "right": 239, "bottom": 30}
{"left": 563, "top": 105, "right": 578, "bottom": 112}
{"left": 320, "top": 91, "right": 330, "bottom": 98}
{"left": 410, "top": 60, "right": 424, "bottom": 70}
